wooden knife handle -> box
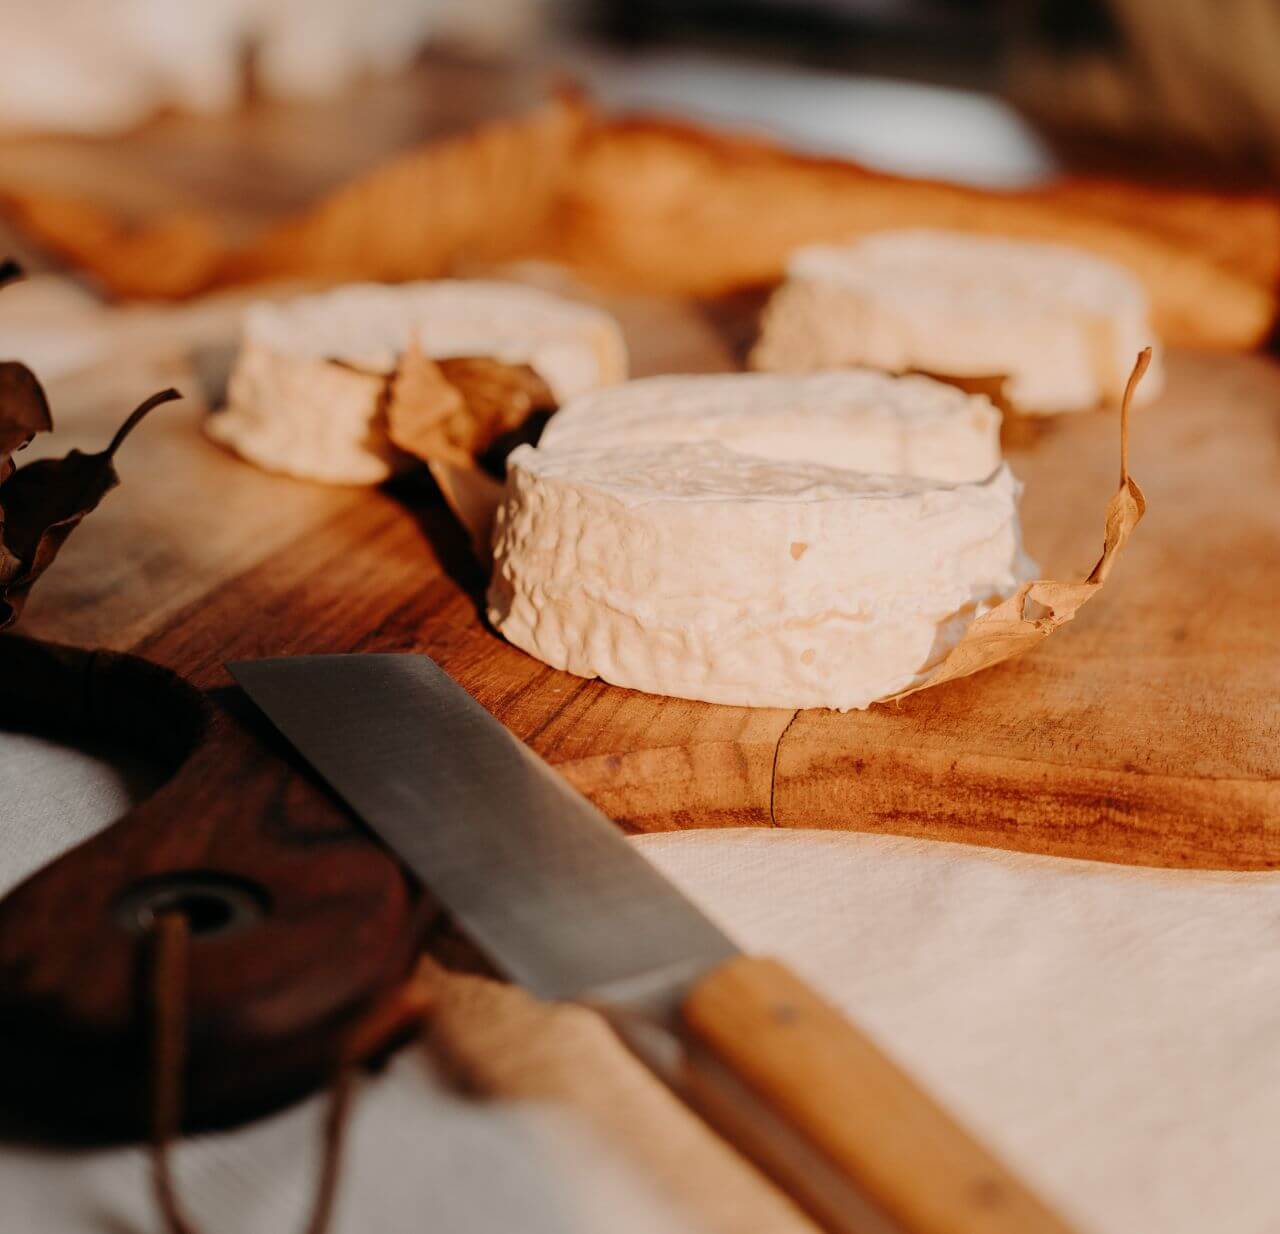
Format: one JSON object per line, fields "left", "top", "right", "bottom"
{"left": 675, "top": 956, "right": 1076, "bottom": 1234}
{"left": 0, "top": 636, "right": 424, "bottom": 1139}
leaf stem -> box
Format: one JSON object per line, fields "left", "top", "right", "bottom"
{"left": 107, "top": 388, "right": 182, "bottom": 456}
{"left": 1119, "top": 347, "right": 1151, "bottom": 486}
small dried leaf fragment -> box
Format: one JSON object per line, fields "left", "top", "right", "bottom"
{"left": 884, "top": 349, "right": 1151, "bottom": 704}
{"left": 383, "top": 346, "right": 469, "bottom": 468}
{"left": 385, "top": 346, "right": 555, "bottom": 468}
{"left": 0, "top": 363, "right": 52, "bottom": 483}
{"left": 0, "top": 261, "right": 53, "bottom": 484}
{"left": 0, "top": 388, "right": 180, "bottom": 629}
{"left": 0, "top": 189, "right": 226, "bottom": 300}
{"left": 226, "top": 91, "right": 589, "bottom": 288}
{"left": 384, "top": 346, "right": 556, "bottom": 556}
{"left": 426, "top": 460, "right": 506, "bottom": 561}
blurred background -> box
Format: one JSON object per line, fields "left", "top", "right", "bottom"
{"left": 0, "top": 0, "right": 1276, "bottom": 189}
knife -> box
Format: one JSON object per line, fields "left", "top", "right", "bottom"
{"left": 229, "top": 652, "right": 1076, "bottom": 1234}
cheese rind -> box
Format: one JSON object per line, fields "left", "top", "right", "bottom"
{"left": 206, "top": 280, "right": 627, "bottom": 484}
{"left": 753, "top": 229, "right": 1164, "bottom": 415}
{"left": 489, "top": 441, "right": 1029, "bottom": 710}
{"left": 540, "top": 370, "right": 1001, "bottom": 485}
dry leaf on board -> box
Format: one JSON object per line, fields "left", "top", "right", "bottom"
{"left": 0, "top": 258, "right": 181, "bottom": 628}
{"left": 385, "top": 347, "right": 555, "bottom": 469}
{"left": 0, "top": 362, "right": 53, "bottom": 485}
{"left": 0, "top": 189, "right": 225, "bottom": 301}
{"left": 543, "top": 118, "right": 1275, "bottom": 350}
{"left": 225, "top": 90, "right": 589, "bottom": 289}
{"left": 426, "top": 461, "right": 510, "bottom": 564}
{"left": 385, "top": 345, "right": 557, "bottom": 556}
{"left": 0, "top": 387, "right": 181, "bottom": 630}
{"left": 1, "top": 89, "right": 1274, "bottom": 351}
{"left": 884, "top": 349, "right": 1151, "bottom": 705}
{"left": 0, "top": 92, "right": 588, "bottom": 302}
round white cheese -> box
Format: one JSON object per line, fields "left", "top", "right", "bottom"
{"left": 752, "top": 229, "right": 1164, "bottom": 415}
{"left": 206, "top": 280, "right": 628, "bottom": 484}
{"left": 540, "top": 370, "right": 1001, "bottom": 485}
{"left": 490, "top": 369, "right": 1031, "bottom": 711}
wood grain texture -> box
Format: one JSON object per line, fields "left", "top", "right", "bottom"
{"left": 681, "top": 956, "right": 1076, "bottom": 1234}
{"left": 14, "top": 332, "right": 1280, "bottom": 869}
{"left": 0, "top": 637, "right": 422, "bottom": 1136}
{"left": 4, "top": 65, "right": 1277, "bottom": 874}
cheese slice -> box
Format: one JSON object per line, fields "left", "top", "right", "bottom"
{"left": 489, "top": 434, "right": 1030, "bottom": 712}
{"left": 752, "top": 229, "right": 1164, "bottom": 415}
{"left": 206, "top": 280, "right": 627, "bottom": 484}
{"left": 540, "top": 370, "right": 1001, "bottom": 484}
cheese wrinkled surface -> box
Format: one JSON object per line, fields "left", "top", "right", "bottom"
{"left": 753, "top": 229, "right": 1164, "bottom": 415}
{"left": 490, "top": 372, "right": 1031, "bottom": 711}
{"left": 206, "top": 280, "right": 627, "bottom": 484}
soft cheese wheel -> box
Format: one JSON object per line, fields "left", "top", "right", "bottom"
{"left": 489, "top": 442, "right": 1029, "bottom": 711}
{"left": 752, "top": 229, "right": 1164, "bottom": 415}
{"left": 207, "top": 280, "right": 628, "bottom": 484}
{"left": 540, "top": 370, "right": 1000, "bottom": 485}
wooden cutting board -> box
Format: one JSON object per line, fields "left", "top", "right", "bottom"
{"left": 2, "top": 59, "right": 1275, "bottom": 873}
{"left": 13, "top": 286, "right": 1280, "bottom": 871}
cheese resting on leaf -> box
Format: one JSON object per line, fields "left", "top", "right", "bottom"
{"left": 206, "top": 280, "right": 627, "bottom": 484}
{"left": 489, "top": 372, "right": 1029, "bottom": 711}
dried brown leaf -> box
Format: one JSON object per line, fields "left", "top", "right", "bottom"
{"left": 0, "top": 364, "right": 52, "bottom": 488}
{"left": 383, "top": 346, "right": 471, "bottom": 467}
{"left": 0, "top": 263, "right": 52, "bottom": 483}
{"left": 0, "top": 92, "right": 587, "bottom": 301}
{"left": 386, "top": 350, "right": 556, "bottom": 467}
{"left": 426, "top": 460, "right": 506, "bottom": 561}
{"left": 884, "top": 349, "right": 1151, "bottom": 704}
{"left": 0, "top": 190, "right": 226, "bottom": 301}
{"left": 4, "top": 90, "right": 1273, "bottom": 353}
{"left": 545, "top": 118, "right": 1275, "bottom": 350}
{"left": 225, "top": 91, "right": 589, "bottom": 289}
{"left": 0, "top": 387, "right": 180, "bottom": 629}
{"left": 384, "top": 346, "right": 556, "bottom": 555}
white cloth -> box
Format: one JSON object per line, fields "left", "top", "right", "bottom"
{"left": 0, "top": 0, "right": 538, "bottom": 135}
{"left": 3, "top": 736, "right": 1278, "bottom": 1233}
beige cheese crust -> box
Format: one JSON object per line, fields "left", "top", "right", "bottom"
{"left": 753, "top": 229, "right": 1164, "bottom": 415}
{"left": 206, "top": 280, "right": 628, "bottom": 484}
{"left": 540, "top": 370, "right": 1001, "bottom": 485}
{"left": 489, "top": 440, "right": 1029, "bottom": 711}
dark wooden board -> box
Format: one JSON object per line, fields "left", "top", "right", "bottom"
{"left": 14, "top": 329, "right": 1280, "bottom": 870}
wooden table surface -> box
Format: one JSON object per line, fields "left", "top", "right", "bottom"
{"left": 6, "top": 60, "right": 1280, "bottom": 873}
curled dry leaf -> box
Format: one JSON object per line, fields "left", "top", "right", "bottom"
{"left": 425, "top": 461, "right": 506, "bottom": 561}
{"left": 384, "top": 345, "right": 556, "bottom": 554}
{"left": 0, "top": 259, "right": 53, "bottom": 486}
{"left": 1, "top": 91, "right": 1273, "bottom": 350}
{"left": 386, "top": 347, "right": 556, "bottom": 469}
{"left": 0, "top": 388, "right": 181, "bottom": 629}
{"left": 884, "top": 348, "right": 1151, "bottom": 705}
{"left": 0, "top": 189, "right": 226, "bottom": 301}
{"left": 547, "top": 119, "right": 1275, "bottom": 350}
{"left": 0, "top": 264, "right": 181, "bottom": 627}
{"left": 0, "top": 93, "right": 589, "bottom": 302}
{"left": 0, "top": 363, "right": 53, "bottom": 484}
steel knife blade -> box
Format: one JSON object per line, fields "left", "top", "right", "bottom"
{"left": 228, "top": 652, "right": 1077, "bottom": 1234}
{"left": 228, "top": 652, "right": 737, "bottom": 1017}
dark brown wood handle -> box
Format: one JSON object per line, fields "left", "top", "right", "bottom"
{"left": 0, "top": 635, "right": 425, "bottom": 1139}
{"left": 676, "top": 956, "right": 1076, "bottom": 1234}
